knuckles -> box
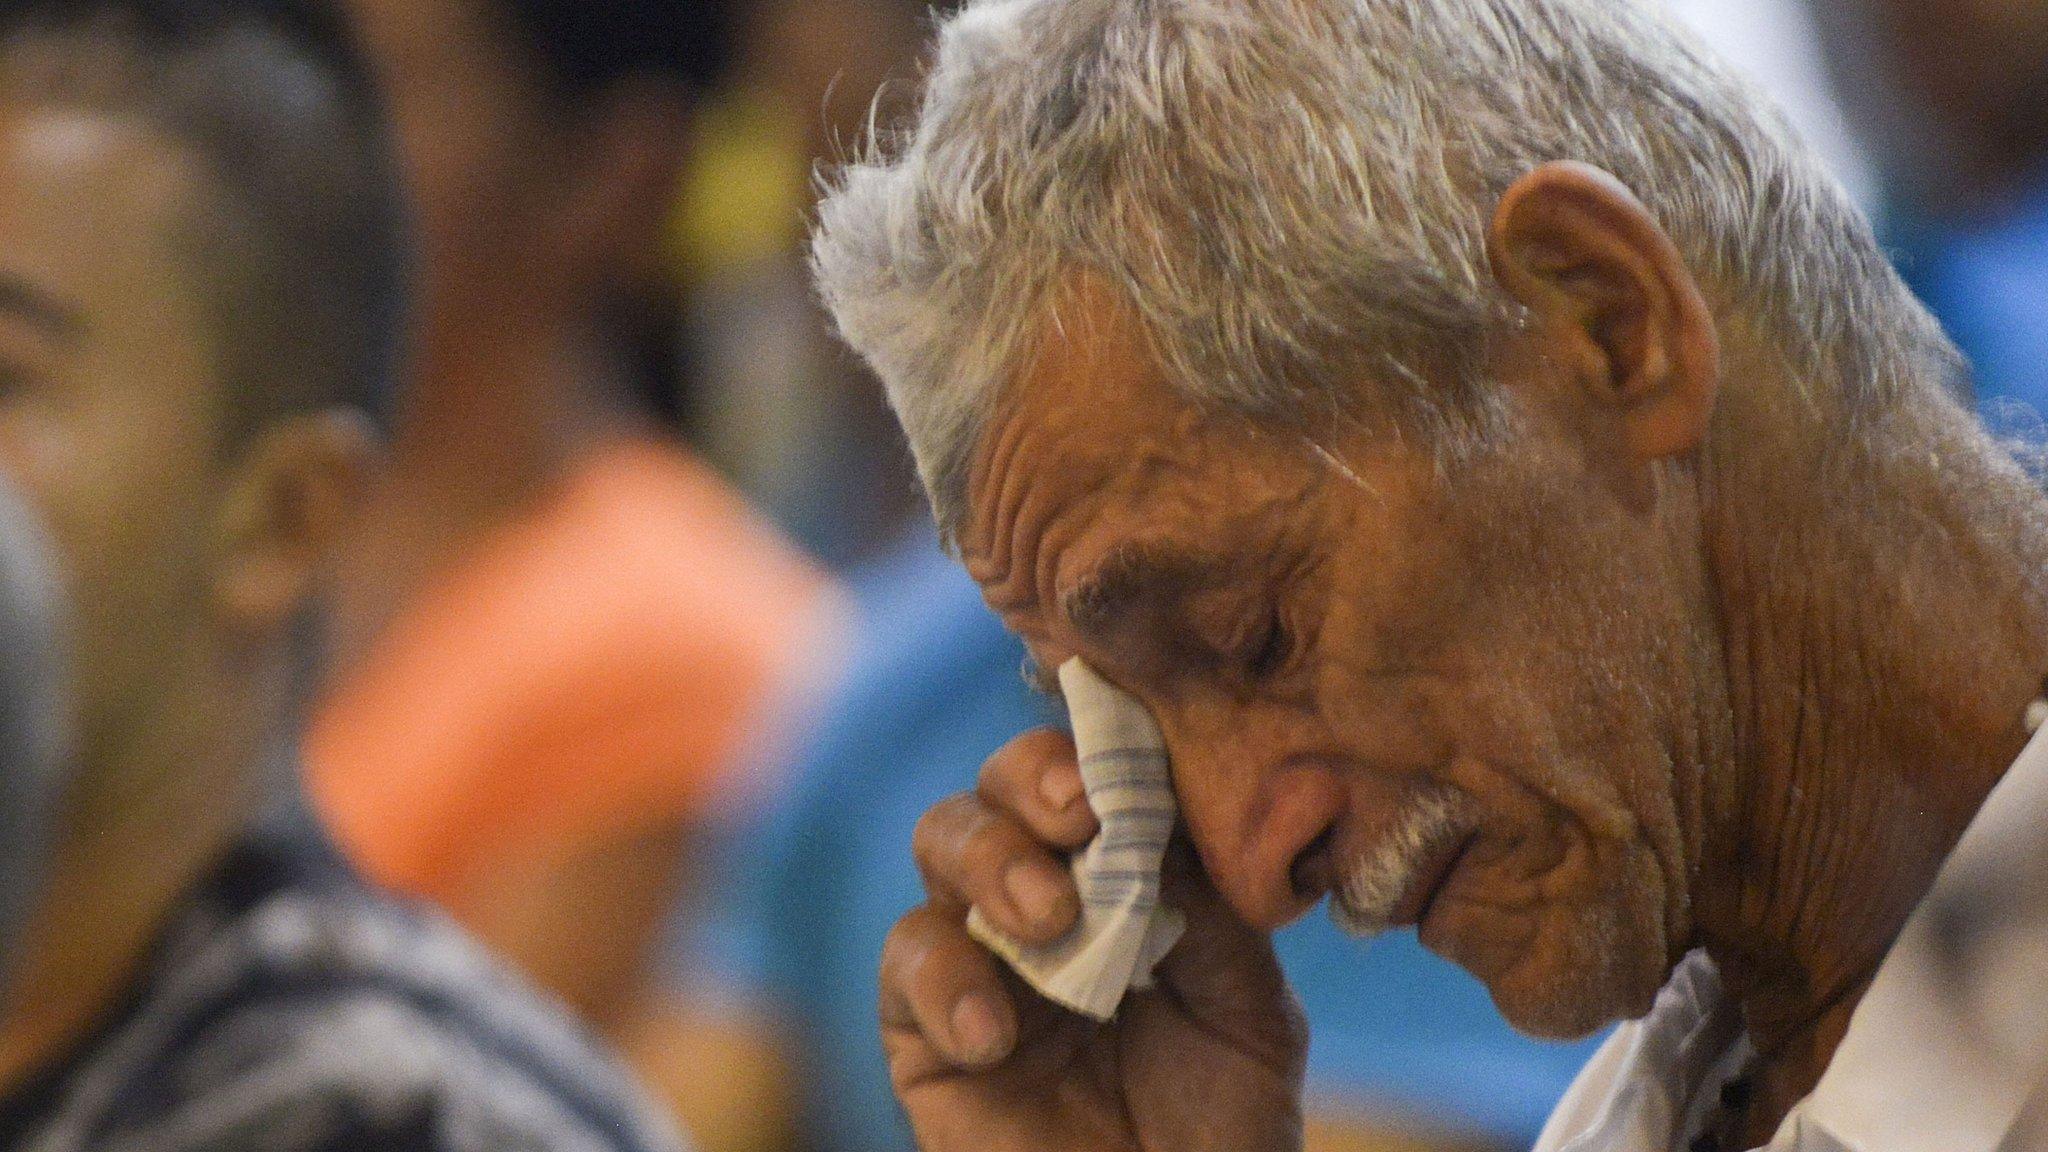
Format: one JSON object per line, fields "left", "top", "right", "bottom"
{"left": 879, "top": 906, "right": 940, "bottom": 994}
{"left": 911, "top": 793, "right": 983, "bottom": 873}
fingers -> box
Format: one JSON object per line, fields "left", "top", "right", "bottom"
{"left": 888, "top": 726, "right": 1099, "bottom": 1079}
{"left": 911, "top": 727, "right": 1095, "bottom": 945}
{"left": 881, "top": 903, "right": 1017, "bottom": 1070}
{"left": 913, "top": 792, "right": 1079, "bottom": 944}
{"left": 977, "top": 728, "right": 1098, "bottom": 849}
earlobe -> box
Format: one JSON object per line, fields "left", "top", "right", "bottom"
{"left": 211, "top": 409, "right": 378, "bottom": 639}
{"left": 1488, "top": 161, "right": 1720, "bottom": 462}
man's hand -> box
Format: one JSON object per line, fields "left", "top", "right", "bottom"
{"left": 882, "top": 728, "right": 1309, "bottom": 1152}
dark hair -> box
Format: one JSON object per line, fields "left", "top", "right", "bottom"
{"left": 0, "top": 0, "right": 410, "bottom": 436}
{"left": 491, "top": 0, "right": 734, "bottom": 104}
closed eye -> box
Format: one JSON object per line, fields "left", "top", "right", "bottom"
{"left": 1245, "top": 608, "right": 1292, "bottom": 679}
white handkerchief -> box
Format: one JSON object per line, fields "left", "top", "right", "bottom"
{"left": 967, "top": 658, "right": 1184, "bottom": 1021}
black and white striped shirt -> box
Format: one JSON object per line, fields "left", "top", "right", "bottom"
{"left": 0, "top": 820, "right": 688, "bottom": 1152}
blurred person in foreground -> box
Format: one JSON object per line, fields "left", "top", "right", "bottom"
{"left": 308, "top": 0, "right": 838, "bottom": 1035}
{"left": 0, "top": 2, "right": 687, "bottom": 1148}
{"left": 0, "top": 470, "right": 65, "bottom": 989}
{"left": 813, "top": 1, "right": 2048, "bottom": 1149}
{"left": 1812, "top": 0, "right": 2048, "bottom": 416}
{"left": 680, "top": 525, "right": 1595, "bottom": 1152}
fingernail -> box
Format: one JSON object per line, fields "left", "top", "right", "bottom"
{"left": 1005, "top": 861, "right": 1067, "bottom": 929}
{"left": 1040, "top": 767, "right": 1084, "bottom": 811}
{"left": 951, "top": 992, "right": 1009, "bottom": 1065}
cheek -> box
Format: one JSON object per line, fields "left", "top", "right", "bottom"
{"left": 1305, "top": 649, "right": 1463, "bottom": 771}
{"left": 1436, "top": 660, "right": 1685, "bottom": 938}
{"left": 0, "top": 405, "right": 112, "bottom": 618}
{"left": 1423, "top": 829, "right": 1671, "bottom": 1038}
{"left": 1159, "top": 701, "right": 1299, "bottom": 829}
{"left": 5, "top": 394, "right": 218, "bottom": 714}
{"left": 1412, "top": 698, "right": 1684, "bottom": 1035}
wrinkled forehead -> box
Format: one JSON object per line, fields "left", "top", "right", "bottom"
{"left": 957, "top": 283, "right": 1340, "bottom": 638}
{"left": 959, "top": 280, "right": 1200, "bottom": 592}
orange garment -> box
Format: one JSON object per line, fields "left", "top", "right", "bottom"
{"left": 306, "top": 438, "right": 838, "bottom": 904}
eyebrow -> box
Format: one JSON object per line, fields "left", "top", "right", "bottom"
{"left": 0, "top": 273, "right": 85, "bottom": 344}
{"left": 1057, "top": 542, "right": 1212, "bottom": 640}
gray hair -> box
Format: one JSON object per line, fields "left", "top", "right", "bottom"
{"left": 813, "top": 0, "right": 1957, "bottom": 541}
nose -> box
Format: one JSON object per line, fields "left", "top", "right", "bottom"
{"left": 1174, "top": 757, "right": 1350, "bottom": 932}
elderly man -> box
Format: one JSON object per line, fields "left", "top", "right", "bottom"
{"left": 811, "top": 0, "right": 2048, "bottom": 1149}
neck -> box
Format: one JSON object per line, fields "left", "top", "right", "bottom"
{"left": 390, "top": 312, "right": 634, "bottom": 502}
{"left": 328, "top": 311, "right": 639, "bottom": 661}
{"left": 0, "top": 675, "right": 266, "bottom": 1093}
{"left": 1691, "top": 381, "right": 2048, "bottom": 1136}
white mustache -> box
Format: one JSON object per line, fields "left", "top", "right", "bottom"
{"left": 1331, "top": 789, "right": 1469, "bottom": 938}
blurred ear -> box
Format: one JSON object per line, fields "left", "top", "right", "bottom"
{"left": 1487, "top": 161, "right": 1720, "bottom": 462}
{"left": 555, "top": 80, "right": 693, "bottom": 290}
{"left": 210, "top": 408, "right": 377, "bottom": 639}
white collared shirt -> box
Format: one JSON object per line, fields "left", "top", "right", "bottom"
{"left": 1534, "top": 720, "right": 2048, "bottom": 1152}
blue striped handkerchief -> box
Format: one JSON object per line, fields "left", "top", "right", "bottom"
{"left": 967, "top": 659, "right": 1185, "bottom": 1020}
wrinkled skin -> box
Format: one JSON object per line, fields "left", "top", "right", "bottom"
{"left": 959, "top": 282, "right": 1703, "bottom": 1034}
{"left": 877, "top": 159, "right": 2048, "bottom": 1151}
{"left": 883, "top": 163, "right": 1733, "bottom": 1150}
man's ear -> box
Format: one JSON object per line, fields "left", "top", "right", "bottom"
{"left": 1487, "top": 161, "right": 1720, "bottom": 462}
{"left": 210, "top": 408, "right": 378, "bottom": 639}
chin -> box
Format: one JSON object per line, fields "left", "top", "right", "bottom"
{"left": 1485, "top": 920, "right": 1663, "bottom": 1040}
{"left": 1433, "top": 868, "right": 1672, "bottom": 1040}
